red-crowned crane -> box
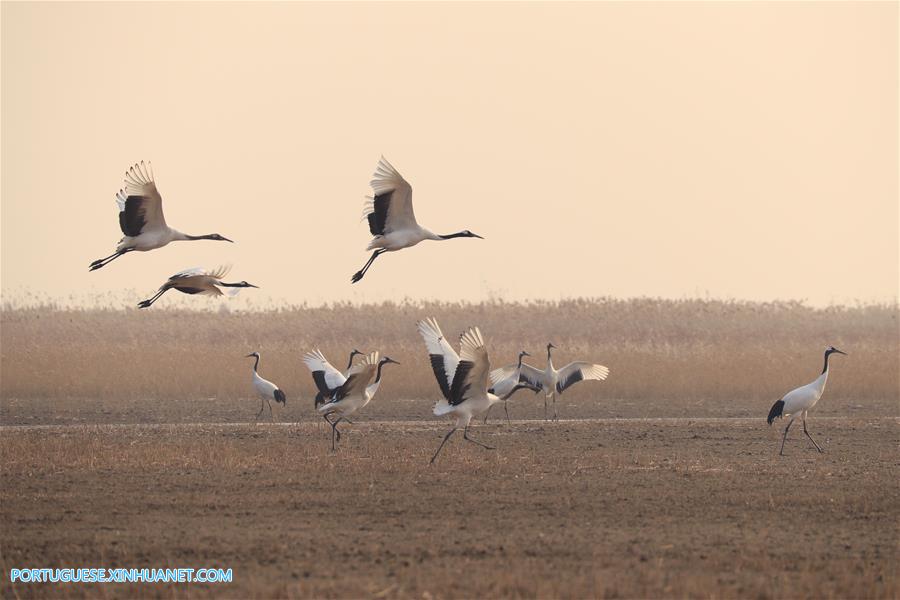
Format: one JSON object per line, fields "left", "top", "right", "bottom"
{"left": 89, "top": 162, "right": 232, "bottom": 271}
{"left": 767, "top": 346, "right": 847, "bottom": 455}
{"left": 351, "top": 157, "right": 483, "bottom": 283}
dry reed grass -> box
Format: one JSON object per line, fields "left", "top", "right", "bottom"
{"left": 1, "top": 299, "right": 897, "bottom": 422}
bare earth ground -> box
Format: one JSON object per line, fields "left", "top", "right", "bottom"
{"left": 2, "top": 414, "right": 897, "bottom": 599}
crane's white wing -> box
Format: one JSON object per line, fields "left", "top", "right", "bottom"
{"left": 303, "top": 350, "right": 348, "bottom": 396}
{"left": 490, "top": 362, "right": 545, "bottom": 391}
{"left": 335, "top": 352, "right": 379, "bottom": 401}
{"left": 117, "top": 161, "right": 166, "bottom": 235}
{"left": 448, "top": 326, "right": 490, "bottom": 406}
{"left": 556, "top": 362, "right": 610, "bottom": 393}
{"left": 362, "top": 156, "right": 417, "bottom": 236}
{"left": 417, "top": 317, "right": 459, "bottom": 400}
{"left": 168, "top": 267, "right": 208, "bottom": 280}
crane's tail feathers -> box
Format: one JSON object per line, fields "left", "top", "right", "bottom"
{"left": 767, "top": 399, "right": 785, "bottom": 425}
{"left": 273, "top": 389, "right": 286, "bottom": 405}
{"left": 433, "top": 399, "right": 454, "bottom": 416}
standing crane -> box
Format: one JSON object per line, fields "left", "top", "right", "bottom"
{"left": 418, "top": 318, "right": 520, "bottom": 463}
{"left": 491, "top": 343, "right": 610, "bottom": 421}
{"left": 767, "top": 346, "right": 847, "bottom": 455}
{"left": 350, "top": 157, "right": 483, "bottom": 283}
{"left": 245, "top": 352, "right": 286, "bottom": 422}
{"left": 89, "top": 162, "right": 232, "bottom": 271}
{"left": 137, "top": 266, "right": 257, "bottom": 308}
{"left": 303, "top": 351, "right": 398, "bottom": 450}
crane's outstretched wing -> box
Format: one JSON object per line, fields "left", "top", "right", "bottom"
{"left": 489, "top": 369, "right": 541, "bottom": 399}
{"left": 334, "top": 351, "right": 379, "bottom": 402}
{"left": 168, "top": 267, "right": 208, "bottom": 280}
{"left": 362, "top": 156, "right": 417, "bottom": 237}
{"left": 117, "top": 161, "right": 166, "bottom": 236}
{"left": 448, "top": 326, "right": 490, "bottom": 406}
{"left": 556, "top": 362, "right": 610, "bottom": 394}
{"left": 417, "top": 317, "right": 459, "bottom": 400}
{"left": 303, "top": 350, "right": 348, "bottom": 399}
{"left": 490, "top": 363, "right": 545, "bottom": 391}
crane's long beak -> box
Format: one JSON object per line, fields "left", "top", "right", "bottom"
{"left": 834, "top": 349, "right": 847, "bottom": 355}
{"left": 224, "top": 237, "right": 234, "bottom": 243}
{"left": 247, "top": 283, "right": 259, "bottom": 288}
{"left": 473, "top": 233, "right": 484, "bottom": 239}
{"left": 244, "top": 353, "right": 255, "bottom": 358}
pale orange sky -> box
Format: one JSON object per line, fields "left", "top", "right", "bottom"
{"left": 2, "top": 2, "right": 897, "bottom": 308}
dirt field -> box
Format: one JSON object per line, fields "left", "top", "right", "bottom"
{"left": 2, "top": 416, "right": 897, "bottom": 599}
{"left": 2, "top": 301, "right": 897, "bottom": 597}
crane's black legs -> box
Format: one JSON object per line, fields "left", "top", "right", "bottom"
{"left": 267, "top": 399, "right": 275, "bottom": 423}
{"left": 463, "top": 424, "right": 495, "bottom": 450}
{"left": 552, "top": 393, "right": 559, "bottom": 421}
{"left": 328, "top": 417, "right": 346, "bottom": 450}
{"left": 543, "top": 396, "right": 548, "bottom": 420}
{"left": 430, "top": 428, "right": 457, "bottom": 464}
{"left": 255, "top": 398, "right": 265, "bottom": 420}
{"left": 137, "top": 289, "right": 168, "bottom": 309}
{"left": 351, "top": 249, "right": 387, "bottom": 284}
{"left": 484, "top": 403, "right": 511, "bottom": 425}
{"left": 779, "top": 419, "right": 794, "bottom": 455}
{"left": 89, "top": 248, "right": 133, "bottom": 271}
{"left": 803, "top": 420, "right": 824, "bottom": 453}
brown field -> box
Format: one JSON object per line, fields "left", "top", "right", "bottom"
{"left": 1, "top": 419, "right": 898, "bottom": 599}
{"left": 1, "top": 300, "right": 898, "bottom": 598}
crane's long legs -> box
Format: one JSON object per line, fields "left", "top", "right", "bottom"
{"left": 267, "top": 399, "right": 274, "bottom": 423}
{"left": 255, "top": 398, "right": 265, "bottom": 420}
{"left": 351, "top": 249, "right": 386, "bottom": 284}
{"left": 430, "top": 428, "right": 457, "bottom": 464}
{"left": 543, "top": 396, "right": 548, "bottom": 420}
{"left": 802, "top": 419, "right": 824, "bottom": 453}
{"left": 89, "top": 248, "right": 133, "bottom": 271}
{"left": 552, "top": 393, "right": 559, "bottom": 421}
{"left": 329, "top": 417, "right": 346, "bottom": 450}
{"left": 137, "top": 288, "right": 168, "bottom": 309}
{"left": 463, "top": 424, "right": 495, "bottom": 450}
{"left": 504, "top": 401, "right": 511, "bottom": 425}
{"left": 779, "top": 419, "right": 794, "bottom": 455}
{"left": 483, "top": 404, "right": 494, "bottom": 424}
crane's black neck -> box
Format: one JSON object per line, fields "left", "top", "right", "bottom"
{"left": 822, "top": 349, "right": 836, "bottom": 374}
{"left": 252, "top": 355, "right": 260, "bottom": 372}
{"left": 438, "top": 231, "right": 469, "bottom": 240}
{"left": 347, "top": 351, "right": 358, "bottom": 370}
{"left": 547, "top": 345, "right": 553, "bottom": 360}
{"left": 184, "top": 233, "right": 220, "bottom": 241}
{"left": 517, "top": 353, "right": 526, "bottom": 368}
{"left": 374, "top": 360, "right": 388, "bottom": 384}
{"left": 219, "top": 282, "right": 242, "bottom": 287}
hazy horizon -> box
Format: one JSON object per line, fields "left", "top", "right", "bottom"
{"left": 2, "top": 2, "right": 897, "bottom": 309}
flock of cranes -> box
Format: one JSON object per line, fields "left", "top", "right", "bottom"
{"left": 89, "top": 159, "right": 847, "bottom": 461}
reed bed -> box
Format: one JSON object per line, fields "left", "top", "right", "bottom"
{"left": 1, "top": 298, "right": 897, "bottom": 420}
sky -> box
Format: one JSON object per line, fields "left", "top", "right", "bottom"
{"left": 1, "top": 2, "right": 897, "bottom": 308}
